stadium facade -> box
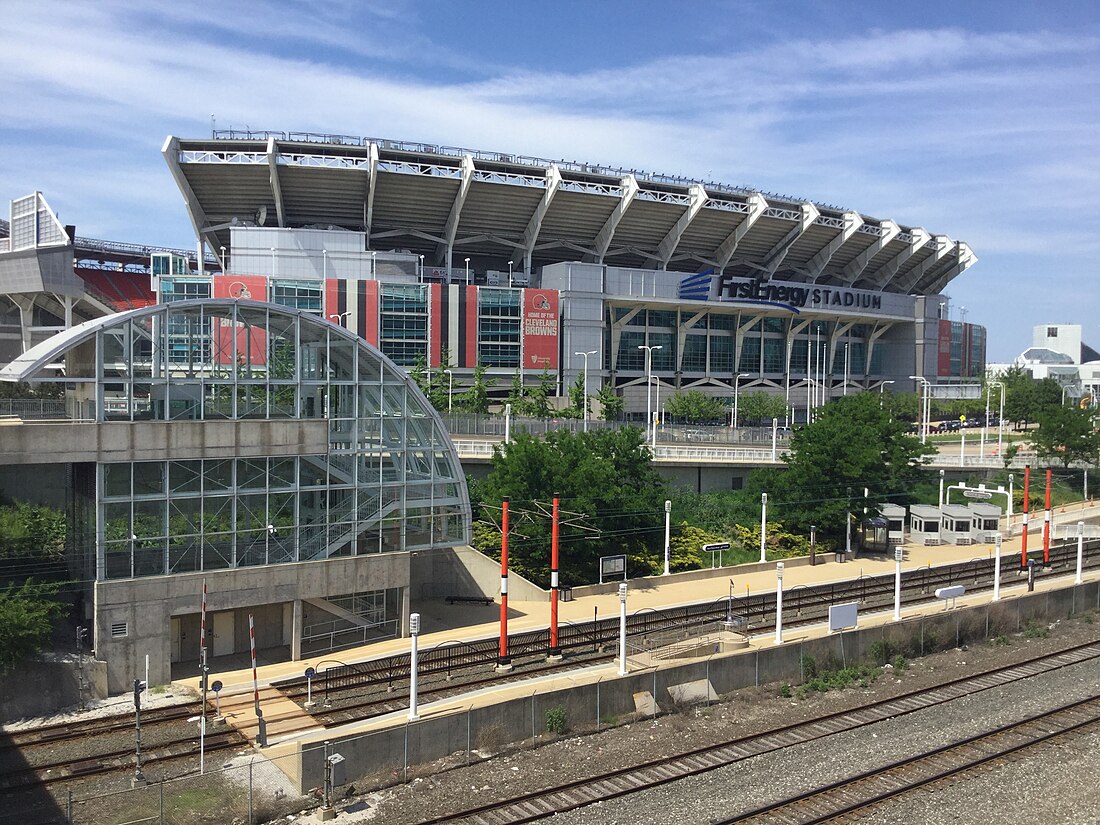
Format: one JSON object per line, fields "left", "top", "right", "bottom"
{"left": 160, "top": 132, "right": 985, "bottom": 419}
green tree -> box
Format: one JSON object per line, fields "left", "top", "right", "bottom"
{"left": 1000, "top": 367, "right": 1062, "bottom": 430}
{"left": 666, "top": 390, "right": 725, "bottom": 423}
{"left": 455, "top": 363, "right": 495, "bottom": 414}
{"left": 595, "top": 384, "right": 624, "bottom": 421}
{"left": 469, "top": 428, "right": 668, "bottom": 583}
{"left": 1033, "top": 405, "right": 1100, "bottom": 467}
{"left": 563, "top": 371, "right": 586, "bottom": 419}
{"left": 0, "top": 580, "right": 64, "bottom": 672}
{"left": 738, "top": 391, "right": 788, "bottom": 425}
{"left": 766, "top": 393, "right": 935, "bottom": 540}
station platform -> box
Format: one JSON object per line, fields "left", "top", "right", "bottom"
{"left": 177, "top": 499, "right": 1100, "bottom": 754}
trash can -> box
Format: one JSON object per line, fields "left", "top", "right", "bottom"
{"left": 559, "top": 586, "right": 574, "bottom": 602}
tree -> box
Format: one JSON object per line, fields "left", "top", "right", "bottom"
{"left": 595, "top": 384, "right": 624, "bottom": 421}
{"left": 738, "top": 391, "right": 788, "bottom": 425}
{"left": 469, "top": 428, "right": 668, "bottom": 583}
{"left": 666, "top": 390, "right": 725, "bottom": 423}
{"left": 765, "top": 393, "right": 935, "bottom": 540}
{"left": 1000, "top": 367, "right": 1062, "bottom": 430}
{"left": 0, "top": 580, "right": 64, "bottom": 672}
{"left": 1033, "top": 405, "right": 1100, "bottom": 467}
{"left": 562, "top": 371, "right": 586, "bottom": 419}
{"left": 455, "top": 364, "right": 495, "bottom": 414}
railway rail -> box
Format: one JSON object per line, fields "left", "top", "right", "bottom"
{"left": 726, "top": 694, "right": 1100, "bottom": 824}
{"left": 415, "top": 641, "right": 1100, "bottom": 824}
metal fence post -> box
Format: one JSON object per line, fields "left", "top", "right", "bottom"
{"left": 467, "top": 707, "right": 472, "bottom": 765}
{"left": 403, "top": 724, "right": 409, "bottom": 782}
{"left": 67, "top": 790, "right": 73, "bottom": 824}
{"left": 248, "top": 758, "right": 254, "bottom": 825}
{"left": 596, "top": 682, "right": 600, "bottom": 731}
{"left": 160, "top": 779, "right": 164, "bottom": 825}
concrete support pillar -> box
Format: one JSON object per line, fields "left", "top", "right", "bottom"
{"left": 291, "top": 599, "right": 303, "bottom": 661}
{"left": 400, "top": 585, "right": 411, "bottom": 637}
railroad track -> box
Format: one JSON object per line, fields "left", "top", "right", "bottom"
{"left": 725, "top": 694, "right": 1100, "bottom": 823}
{"left": 0, "top": 700, "right": 202, "bottom": 751}
{"left": 414, "top": 641, "right": 1100, "bottom": 824}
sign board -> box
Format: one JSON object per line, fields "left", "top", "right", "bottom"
{"left": 599, "top": 554, "right": 626, "bottom": 585}
{"left": 963, "top": 490, "right": 993, "bottom": 500}
{"left": 703, "top": 542, "right": 731, "bottom": 552}
{"left": 927, "top": 384, "right": 981, "bottom": 400}
{"left": 829, "top": 602, "right": 858, "bottom": 631}
{"left": 935, "top": 585, "right": 966, "bottom": 600}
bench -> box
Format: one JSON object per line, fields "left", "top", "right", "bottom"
{"left": 445, "top": 595, "right": 494, "bottom": 606}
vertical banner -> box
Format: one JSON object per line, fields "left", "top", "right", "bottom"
{"left": 936, "top": 319, "right": 952, "bottom": 377}
{"left": 522, "top": 289, "right": 560, "bottom": 370}
{"left": 211, "top": 276, "right": 269, "bottom": 369}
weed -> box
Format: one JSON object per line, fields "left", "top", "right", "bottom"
{"left": 992, "top": 634, "right": 1011, "bottom": 646}
{"left": 779, "top": 683, "right": 792, "bottom": 698}
{"left": 545, "top": 706, "right": 568, "bottom": 735}
{"left": 870, "top": 640, "right": 896, "bottom": 666}
{"left": 799, "top": 654, "right": 817, "bottom": 680}
{"left": 1023, "top": 619, "right": 1050, "bottom": 639}
{"left": 891, "top": 655, "right": 908, "bottom": 672}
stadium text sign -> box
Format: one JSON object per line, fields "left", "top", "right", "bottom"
{"left": 717, "top": 275, "right": 882, "bottom": 311}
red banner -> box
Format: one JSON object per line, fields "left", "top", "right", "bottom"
{"left": 212, "top": 276, "right": 269, "bottom": 368}
{"left": 936, "top": 320, "right": 952, "bottom": 377}
{"left": 522, "top": 289, "right": 559, "bottom": 370}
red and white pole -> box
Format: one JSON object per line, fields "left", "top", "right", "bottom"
{"left": 1021, "top": 464, "right": 1030, "bottom": 569}
{"left": 1043, "top": 468, "right": 1052, "bottom": 565}
{"left": 548, "top": 494, "right": 562, "bottom": 659}
{"left": 497, "top": 498, "right": 512, "bottom": 670}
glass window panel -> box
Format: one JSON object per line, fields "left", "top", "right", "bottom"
{"left": 709, "top": 336, "right": 733, "bottom": 374}
{"left": 103, "top": 464, "right": 132, "bottom": 499}
{"left": 648, "top": 310, "right": 676, "bottom": 328}
{"left": 236, "top": 458, "right": 267, "bottom": 491}
{"left": 236, "top": 493, "right": 267, "bottom": 532}
{"left": 270, "top": 458, "right": 296, "bottom": 488}
{"left": 682, "top": 336, "right": 707, "bottom": 372}
{"left": 739, "top": 337, "right": 760, "bottom": 372}
{"left": 763, "top": 338, "right": 784, "bottom": 373}
{"left": 133, "top": 462, "right": 164, "bottom": 496}
{"left": 103, "top": 540, "right": 132, "bottom": 580}
{"left": 204, "top": 459, "right": 233, "bottom": 490}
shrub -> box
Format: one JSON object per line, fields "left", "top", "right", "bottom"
{"left": 544, "top": 706, "right": 567, "bottom": 735}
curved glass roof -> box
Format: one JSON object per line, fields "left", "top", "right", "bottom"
{"left": 1017, "top": 347, "right": 1075, "bottom": 365}
{"left": 2, "top": 299, "right": 470, "bottom": 579}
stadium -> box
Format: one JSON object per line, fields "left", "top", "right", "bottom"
{"left": 0, "top": 131, "right": 986, "bottom": 694}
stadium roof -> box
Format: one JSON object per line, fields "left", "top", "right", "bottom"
{"left": 165, "top": 130, "right": 976, "bottom": 296}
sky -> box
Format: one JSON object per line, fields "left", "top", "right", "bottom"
{"left": 2, "top": 0, "right": 1098, "bottom": 361}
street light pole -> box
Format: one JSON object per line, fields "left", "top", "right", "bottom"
{"left": 759, "top": 493, "right": 768, "bottom": 563}
{"left": 732, "top": 372, "right": 745, "bottom": 431}
{"left": 444, "top": 369, "right": 453, "bottom": 412}
{"left": 464, "top": 257, "right": 471, "bottom": 286}
{"left": 507, "top": 260, "right": 514, "bottom": 288}
{"left": 574, "top": 350, "right": 597, "bottom": 432}
{"left": 989, "top": 379, "right": 1005, "bottom": 457}
{"left": 663, "top": 499, "right": 671, "bottom": 576}
{"left": 638, "top": 344, "right": 662, "bottom": 445}
{"left": 617, "top": 583, "right": 628, "bottom": 677}
{"left": 909, "top": 375, "right": 930, "bottom": 443}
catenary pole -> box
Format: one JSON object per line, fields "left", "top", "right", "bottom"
{"left": 1043, "top": 468, "right": 1052, "bottom": 565}
{"left": 1021, "top": 465, "right": 1031, "bottom": 569}
{"left": 498, "top": 498, "right": 511, "bottom": 670}
{"left": 548, "top": 494, "right": 562, "bottom": 658}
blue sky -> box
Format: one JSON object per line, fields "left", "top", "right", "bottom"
{"left": 2, "top": 0, "right": 1098, "bottom": 361}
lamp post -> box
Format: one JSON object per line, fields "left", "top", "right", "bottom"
{"left": 879, "top": 379, "right": 895, "bottom": 407}
{"left": 419, "top": 254, "right": 425, "bottom": 281}
{"left": 988, "top": 379, "right": 1005, "bottom": 457}
{"left": 270, "top": 247, "right": 276, "bottom": 279}
{"left": 843, "top": 342, "right": 849, "bottom": 396}
{"left": 328, "top": 311, "right": 351, "bottom": 327}
{"left": 371, "top": 250, "right": 377, "bottom": 278}
{"left": 774, "top": 563, "right": 784, "bottom": 644}
{"left": 322, "top": 249, "right": 327, "bottom": 279}
{"left": 508, "top": 260, "right": 514, "bottom": 288}
{"left": 617, "top": 582, "right": 628, "bottom": 677}
{"left": 408, "top": 613, "right": 421, "bottom": 721}
{"left": 893, "top": 547, "right": 903, "bottom": 621}
{"left": 663, "top": 499, "right": 671, "bottom": 576}
{"left": 732, "top": 372, "right": 746, "bottom": 431}
{"left": 939, "top": 301, "right": 946, "bottom": 320}
{"left": 909, "top": 375, "right": 930, "bottom": 443}
{"left": 638, "top": 345, "right": 662, "bottom": 445}
{"left": 220, "top": 245, "right": 227, "bottom": 272}
{"left": 464, "top": 257, "right": 471, "bottom": 286}
{"left": 759, "top": 492, "right": 768, "bottom": 563}
{"left": 771, "top": 417, "right": 779, "bottom": 462}
{"left": 444, "top": 369, "right": 453, "bottom": 412}
{"left": 574, "top": 350, "right": 597, "bottom": 431}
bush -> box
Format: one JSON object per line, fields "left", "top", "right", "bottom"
{"left": 545, "top": 706, "right": 567, "bottom": 735}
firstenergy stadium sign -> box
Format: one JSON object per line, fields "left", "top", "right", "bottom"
{"left": 680, "top": 271, "right": 892, "bottom": 314}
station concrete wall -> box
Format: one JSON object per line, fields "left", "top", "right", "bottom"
{"left": 93, "top": 551, "right": 411, "bottom": 695}
{"left": 294, "top": 581, "right": 1100, "bottom": 794}
{"left": 0, "top": 418, "right": 330, "bottom": 465}
{"left": 410, "top": 545, "right": 545, "bottom": 604}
